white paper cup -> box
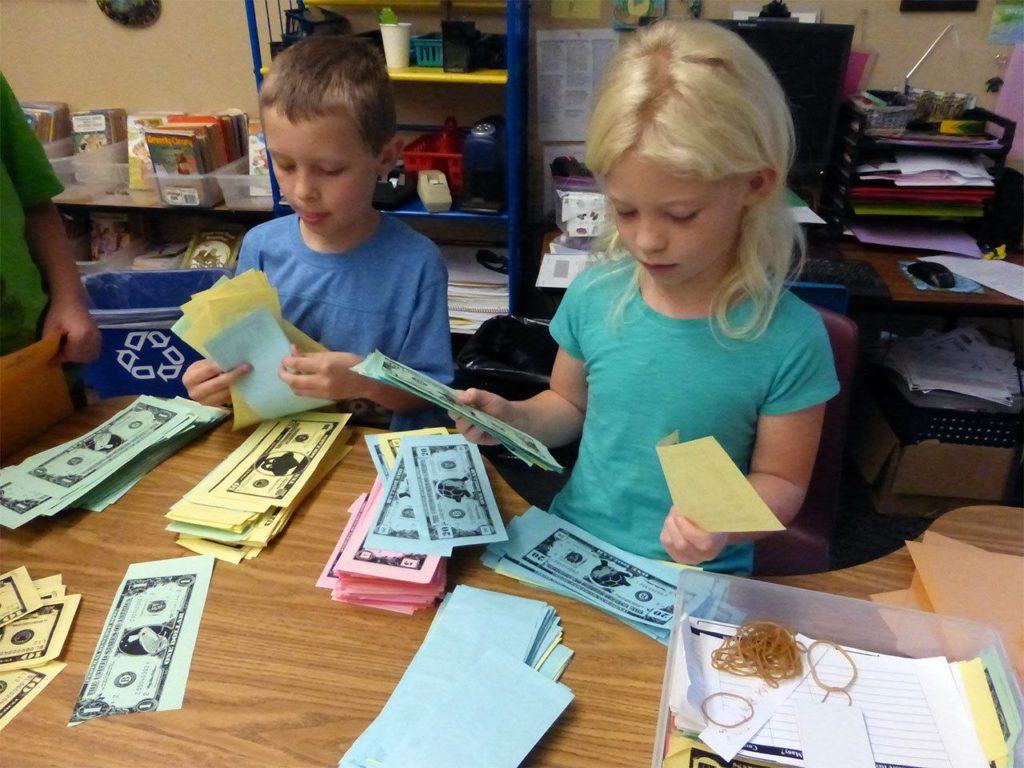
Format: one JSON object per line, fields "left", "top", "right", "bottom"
{"left": 380, "top": 23, "right": 411, "bottom": 70}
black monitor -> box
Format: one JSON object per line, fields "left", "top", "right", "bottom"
{"left": 715, "top": 19, "right": 853, "bottom": 180}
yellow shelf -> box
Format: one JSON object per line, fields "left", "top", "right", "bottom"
{"left": 388, "top": 66, "right": 507, "bottom": 84}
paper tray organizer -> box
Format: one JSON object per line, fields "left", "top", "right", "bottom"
{"left": 653, "top": 569, "right": 1024, "bottom": 767}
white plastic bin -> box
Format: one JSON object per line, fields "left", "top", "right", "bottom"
{"left": 214, "top": 164, "right": 273, "bottom": 210}
{"left": 153, "top": 156, "right": 246, "bottom": 208}
{"left": 653, "top": 569, "right": 1024, "bottom": 767}
{"left": 43, "top": 137, "right": 74, "bottom": 159}
{"left": 72, "top": 140, "right": 130, "bottom": 198}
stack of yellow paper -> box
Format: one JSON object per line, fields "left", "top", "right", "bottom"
{"left": 165, "top": 411, "right": 354, "bottom": 563}
{"left": 0, "top": 567, "right": 79, "bottom": 731}
{"left": 171, "top": 270, "right": 327, "bottom": 429}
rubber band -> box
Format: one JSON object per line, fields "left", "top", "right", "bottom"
{"left": 701, "top": 692, "right": 755, "bottom": 729}
{"left": 806, "top": 640, "right": 858, "bottom": 704}
{"left": 709, "top": 620, "right": 804, "bottom": 688}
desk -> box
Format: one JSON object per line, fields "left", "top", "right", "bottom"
{"left": 3, "top": 403, "right": 1021, "bottom": 767}
{"left": 836, "top": 241, "right": 1024, "bottom": 318}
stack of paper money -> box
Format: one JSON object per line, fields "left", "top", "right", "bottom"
{"left": 317, "top": 484, "right": 447, "bottom": 614}
{"left": 0, "top": 567, "right": 80, "bottom": 731}
{"left": 0, "top": 396, "right": 228, "bottom": 529}
{"left": 340, "top": 585, "right": 574, "bottom": 768}
{"left": 363, "top": 432, "right": 508, "bottom": 557}
{"left": 165, "top": 411, "right": 353, "bottom": 563}
{"left": 352, "top": 350, "right": 563, "bottom": 472}
{"left": 70, "top": 555, "right": 213, "bottom": 725}
{"left": 482, "top": 507, "right": 696, "bottom": 645}
{"left": 172, "top": 270, "right": 332, "bottom": 429}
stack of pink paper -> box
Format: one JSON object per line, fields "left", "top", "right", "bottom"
{"left": 317, "top": 480, "right": 446, "bottom": 614}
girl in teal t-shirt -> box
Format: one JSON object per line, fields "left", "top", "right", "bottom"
{"left": 453, "top": 21, "right": 838, "bottom": 573}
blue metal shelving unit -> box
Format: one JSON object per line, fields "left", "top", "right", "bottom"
{"left": 242, "top": 0, "right": 529, "bottom": 314}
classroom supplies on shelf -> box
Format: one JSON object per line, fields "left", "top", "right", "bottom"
{"left": 339, "top": 584, "right": 573, "bottom": 768}
{"left": 444, "top": 245, "right": 510, "bottom": 333}
{"left": 0, "top": 396, "right": 228, "bottom": 529}
{"left": 655, "top": 569, "right": 1024, "bottom": 767}
{"left": 20, "top": 100, "right": 71, "bottom": 145}
{"left": 403, "top": 117, "right": 464, "bottom": 194}
{"left": 72, "top": 108, "right": 127, "bottom": 153}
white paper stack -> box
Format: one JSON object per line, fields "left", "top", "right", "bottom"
{"left": 443, "top": 246, "right": 510, "bottom": 334}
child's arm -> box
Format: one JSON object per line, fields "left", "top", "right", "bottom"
{"left": 453, "top": 349, "right": 588, "bottom": 448}
{"left": 660, "top": 404, "right": 826, "bottom": 565}
{"left": 278, "top": 350, "right": 424, "bottom": 411}
{"left": 24, "top": 201, "right": 101, "bottom": 364}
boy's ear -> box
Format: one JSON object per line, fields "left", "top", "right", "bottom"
{"left": 376, "top": 136, "right": 404, "bottom": 175}
{"left": 745, "top": 168, "right": 778, "bottom": 205}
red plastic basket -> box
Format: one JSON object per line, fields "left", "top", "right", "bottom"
{"left": 402, "top": 119, "right": 464, "bottom": 194}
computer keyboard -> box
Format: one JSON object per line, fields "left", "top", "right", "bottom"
{"left": 798, "top": 257, "right": 891, "bottom": 299}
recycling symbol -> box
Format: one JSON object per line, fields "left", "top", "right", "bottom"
{"left": 116, "top": 331, "right": 186, "bottom": 382}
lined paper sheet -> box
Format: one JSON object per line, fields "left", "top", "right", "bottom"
{"left": 689, "top": 621, "right": 988, "bottom": 768}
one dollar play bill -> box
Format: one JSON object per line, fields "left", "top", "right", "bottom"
{"left": 69, "top": 555, "right": 214, "bottom": 725}
{"left": 352, "top": 351, "right": 562, "bottom": 472}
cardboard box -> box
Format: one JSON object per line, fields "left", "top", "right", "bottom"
{"left": 855, "top": 397, "right": 1020, "bottom": 517}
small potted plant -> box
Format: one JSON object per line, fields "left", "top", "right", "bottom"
{"left": 378, "top": 7, "right": 411, "bottom": 70}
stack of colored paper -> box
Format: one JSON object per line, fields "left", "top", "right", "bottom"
{"left": 0, "top": 396, "right": 228, "bottom": 529}
{"left": 165, "top": 411, "right": 353, "bottom": 563}
{"left": 352, "top": 350, "right": 563, "bottom": 472}
{"left": 317, "top": 483, "right": 446, "bottom": 614}
{"left": 871, "top": 530, "right": 1024, "bottom": 682}
{"left": 0, "top": 567, "right": 79, "bottom": 731}
{"left": 852, "top": 151, "right": 994, "bottom": 218}
{"left": 483, "top": 507, "right": 700, "bottom": 645}
{"left": 172, "top": 270, "right": 330, "bottom": 429}
{"left": 362, "top": 432, "right": 507, "bottom": 556}
{"left": 339, "top": 585, "right": 574, "bottom": 768}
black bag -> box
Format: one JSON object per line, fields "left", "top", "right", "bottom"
{"left": 456, "top": 316, "right": 557, "bottom": 401}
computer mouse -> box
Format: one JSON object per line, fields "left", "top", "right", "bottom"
{"left": 907, "top": 261, "right": 956, "bottom": 289}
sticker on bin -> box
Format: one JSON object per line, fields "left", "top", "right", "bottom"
{"left": 116, "top": 330, "right": 187, "bottom": 382}
{"left": 162, "top": 187, "right": 202, "bottom": 206}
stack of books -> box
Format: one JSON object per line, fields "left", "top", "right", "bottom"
{"left": 443, "top": 245, "right": 510, "bottom": 333}
{"left": 71, "top": 108, "right": 127, "bottom": 154}
{"left": 20, "top": 101, "right": 71, "bottom": 145}
{"left": 144, "top": 111, "right": 247, "bottom": 177}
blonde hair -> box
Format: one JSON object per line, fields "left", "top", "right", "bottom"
{"left": 586, "top": 20, "right": 803, "bottom": 339}
{"left": 260, "top": 36, "right": 395, "bottom": 154}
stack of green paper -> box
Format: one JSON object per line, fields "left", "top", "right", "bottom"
{"left": 340, "top": 585, "right": 573, "bottom": 768}
{"left": 171, "top": 270, "right": 329, "bottom": 429}
{"left": 352, "top": 351, "right": 563, "bottom": 472}
{"left": 483, "top": 507, "right": 728, "bottom": 645}
{"left": 165, "top": 411, "right": 354, "bottom": 563}
{"left": 0, "top": 396, "right": 227, "bottom": 529}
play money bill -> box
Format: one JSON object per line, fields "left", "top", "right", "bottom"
{"left": 203, "top": 412, "right": 350, "bottom": 509}
{"left": 362, "top": 453, "right": 427, "bottom": 553}
{"left": 0, "top": 661, "right": 66, "bottom": 732}
{"left": 401, "top": 435, "right": 507, "bottom": 554}
{"left": 69, "top": 555, "right": 214, "bottom": 725}
{"left": 0, "top": 567, "right": 42, "bottom": 627}
{"left": 0, "top": 593, "right": 81, "bottom": 672}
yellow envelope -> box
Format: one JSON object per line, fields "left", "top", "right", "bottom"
{"left": 0, "top": 335, "right": 72, "bottom": 459}
{"left": 657, "top": 435, "right": 783, "bottom": 533}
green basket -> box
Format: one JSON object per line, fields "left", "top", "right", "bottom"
{"left": 412, "top": 33, "right": 443, "bottom": 68}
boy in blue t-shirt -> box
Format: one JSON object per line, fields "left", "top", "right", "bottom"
{"left": 183, "top": 37, "right": 452, "bottom": 429}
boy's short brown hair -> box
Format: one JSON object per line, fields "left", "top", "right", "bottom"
{"left": 259, "top": 36, "right": 396, "bottom": 153}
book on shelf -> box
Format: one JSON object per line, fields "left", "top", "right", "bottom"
{"left": 128, "top": 112, "right": 180, "bottom": 189}
{"left": 71, "top": 108, "right": 127, "bottom": 153}
{"left": 21, "top": 101, "right": 71, "bottom": 143}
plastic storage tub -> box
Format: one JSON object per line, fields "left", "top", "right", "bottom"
{"left": 213, "top": 165, "right": 273, "bottom": 210}
{"left": 403, "top": 125, "right": 464, "bottom": 194}
{"left": 653, "top": 569, "right": 1024, "bottom": 767}
{"left": 73, "top": 140, "right": 130, "bottom": 198}
{"left": 154, "top": 156, "right": 246, "bottom": 208}
{"left": 412, "top": 32, "right": 443, "bottom": 67}
{"left": 82, "top": 269, "right": 230, "bottom": 398}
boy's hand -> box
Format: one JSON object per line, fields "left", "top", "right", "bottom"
{"left": 449, "top": 388, "right": 516, "bottom": 446}
{"left": 660, "top": 507, "right": 729, "bottom": 566}
{"left": 183, "top": 359, "right": 251, "bottom": 407}
{"left": 42, "top": 298, "right": 101, "bottom": 364}
{"left": 279, "top": 349, "right": 363, "bottom": 401}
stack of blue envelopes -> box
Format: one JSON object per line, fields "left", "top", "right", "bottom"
{"left": 339, "top": 585, "right": 574, "bottom": 768}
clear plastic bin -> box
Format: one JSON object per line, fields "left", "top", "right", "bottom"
{"left": 43, "top": 137, "right": 74, "bottom": 159}
{"left": 154, "top": 156, "right": 246, "bottom": 208}
{"left": 214, "top": 165, "right": 273, "bottom": 210}
{"left": 73, "top": 140, "right": 130, "bottom": 198}
{"left": 653, "top": 569, "right": 1024, "bottom": 767}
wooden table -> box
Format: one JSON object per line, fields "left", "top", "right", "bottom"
{"left": 3, "top": 401, "right": 1021, "bottom": 767}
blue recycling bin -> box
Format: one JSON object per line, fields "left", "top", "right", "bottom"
{"left": 82, "top": 269, "right": 230, "bottom": 398}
